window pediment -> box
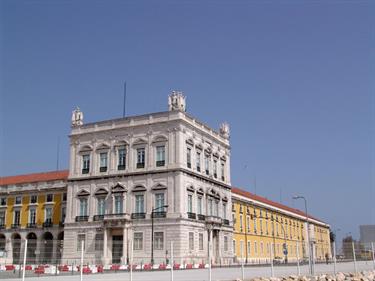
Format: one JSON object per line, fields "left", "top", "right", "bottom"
{"left": 79, "top": 145, "right": 93, "bottom": 153}
{"left": 197, "top": 188, "right": 204, "bottom": 195}
{"left": 152, "top": 184, "right": 167, "bottom": 191}
{"left": 112, "top": 183, "right": 127, "bottom": 193}
{"left": 96, "top": 143, "right": 110, "bottom": 151}
{"left": 132, "top": 185, "right": 146, "bottom": 192}
{"left": 186, "top": 185, "right": 195, "bottom": 192}
{"left": 186, "top": 138, "right": 194, "bottom": 146}
{"left": 77, "top": 189, "right": 90, "bottom": 197}
{"left": 95, "top": 188, "right": 109, "bottom": 196}
{"left": 133, "top": 138, "right": 147, "bottom": 146}
{"left": 152, "top": 135, "right": 168, "bottom": 143}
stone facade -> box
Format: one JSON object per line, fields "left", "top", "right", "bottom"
{"left": 62, "top": 92, "right": 233, "bottom": 265}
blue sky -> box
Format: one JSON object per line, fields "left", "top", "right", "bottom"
{"left": 1, "top": 1, "right": 374, "bottom": 243}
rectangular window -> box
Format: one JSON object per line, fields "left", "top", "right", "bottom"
{"left": 204, "top": 154, "right": 210, "bottom": 175}
{"left": 29, "top": 209, "right": 36, "bottom": 224}
{"left": 196, "top": 152, "right": 201, "bottom": 172}
{"left": 254, "top": 216, "right": 257, "bottom": 232}
{"left": 223, "top": 203, "right": 227, "bottom": 219}
{"left": 114, "top": 195, "right": 123, "bottom": 214}
{"left": 45, "top": 207, "right": 52, "bottom": 223}
{"left": 240, "top": 214, "right": 243, "bottom": 231}
{"left": 97, "top": 198, "right": 105, "bottom": 215}
{"left": 0, "top": 198, "right": 6, "bottom": 206}
{"left": 0, "top": 211, "right": 6, "bottom": 226}
{"left": 199, "top": 233, "right": 204, "bottom": 250}
{"left": 155, "top": 193, "right": 164, "bottom": 209}
{"left": 80, "top": 198, "right": 88, "bottom": 216}
{"left": 197, "top": 197, "right": 202, "bottom": 215}
{"left": 188, "top": 232, "right": 194, "bottom": 250}
{"left": 100, "top": 152, "right": 108, "bottom": 172}
{"left": 135, "top": 194, "right": 144, "bottom": 213}
{"left": 187, "top": 194, "right": 193, "bottom": 213}
{"left": 118, "top": 148, "right": 126, "bottom": 170}
{"left": 154, "top": 232, "right": 164, "bottom": 250}
{"left": 136, "top": 148, "right": 145, "bottom": 168}
{"left": 254, "top": 241, "right": 258, "bottom": 254}
{"left": 46, "top": 194, "right": 53, "bottom": 202}
{"left": 63, "top": 193, "right": 67, "bottom": 202}
{"left": 246, "top": 216, "right": 250, "bottom": 232}
{"left": 214, "top": 201, "right": 219, "bottom": 216}
{"left": 14, "top": 210, "right": 20, "bottom": 225}
{"left": 208, "top": 198, "right": 213, "bottom": 216}
{"left": 240, "top": 240, "right": 244, "bottom": 258}
{"left": 233, "top": 240, "right": 236, "bottom": 256}
{"left": 61, "top": 206, "right": 66, "bottom": 222}
{"left": 224, "top": 236, "right": 228, "bottom": 251}
{"left": 134, "top": 232, "right": 143, "bottom": 250}
{"left": 77, "top": 234, "right": 85, "bottom": 251}
{"left": 213, "top": 160, "right": 217, "bottom": 178}
{"left": 15, "top": 196, "right": 22, "bottom": 205}
{"left": 221, "top": 162, "right": 225, "bottom": 181}
{"left": 30, "top": 195, "right": 37, "bottom": 204}
{"left": 95, "top": 233, "right": 104, "bottom": 251}
{"left": 82, "top": 154, "right": 90, "bottom": 174}
{"left": 247, "top": 241, "right": 251, "bottom": 255}
{"left": 156, "top": 146, "right": 165, "bottom": 166}
{"left": 186, "top": 147, "right": 191, "bottom": 168}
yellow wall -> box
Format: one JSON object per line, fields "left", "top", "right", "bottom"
{"left": 232, "top": 197, "right": 331, "bottom": 261}
{"left": 1, "top": 191, "right": 64, "bottom": 230}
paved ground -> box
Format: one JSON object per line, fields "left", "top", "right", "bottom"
{"left": 1, "top": 261, "right": 374, "bottom": 281}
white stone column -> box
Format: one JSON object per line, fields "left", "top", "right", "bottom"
{"left": 102, "top": 228, "right": 108, "bottom": 265}
{"left": 121, "top": 227, "right": 128, "bottom": 264}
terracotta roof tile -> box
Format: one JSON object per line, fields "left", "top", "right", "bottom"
{"left": 232, "top": 187, "right": 327, "bottom": 225}
{"left": 0, "top": 170, "right": 69, "bottom": 186}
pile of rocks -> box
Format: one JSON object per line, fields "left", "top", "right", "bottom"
{"left": 239, "top": 270, "right": 375, "bottom": 281}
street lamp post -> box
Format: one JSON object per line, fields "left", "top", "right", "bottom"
{"left": 293, "top": 195, "right": 313, "bottom": 276}
{"left": 151, "top": 205, "right": 168, "bottom": 265}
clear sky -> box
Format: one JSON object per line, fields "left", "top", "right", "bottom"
{"left": 1, "top": 1, "right": 374, "bottom": 243}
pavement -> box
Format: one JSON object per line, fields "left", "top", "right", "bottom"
{"left": 1, "top": 261, "right": 374, "bottom": 281}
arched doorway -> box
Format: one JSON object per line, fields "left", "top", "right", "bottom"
{"left": 26, "top": 233, "right": 37, "bottom": 264}
{"left": 11, "top": 233, "right": 21, "bottom": 264}
{"left": 41, "top": 232, "right": 53, "bottom": 263}
{"left": 56, "top": 232, "right": 64, "bottom": 262}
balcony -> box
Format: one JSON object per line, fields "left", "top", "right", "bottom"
{"left": 205, "top": 216, "right": 222, "bottom": 225}
{"left": 187, "top": 212, "right": 196, "bottom": 219}
{"left": 27, "top": 223, "right": 37, "bottom": 228}
{"left": 118, "top": 164, "right": 126, "bottom": 171}
{"left": 156, "top": 160, "right": 165, "bottom": 167}
{"left": 11, "top": 223, "right": 20, "bottom": 229}
{"left": 131, "top": 213, "right": 146, "bottom": 219}
{"left": 152, "top": 211, "right": 166, "bottom": 218}
{"left": 82, "top": 168, "right": 89, "bottom": 174}
{"left": 100, "top": 166, "right": 107, "bottom": 172}
{"left": 197, "top": 214, "right": 205, "bottom": 221}
{"left": 222, "top": 219, "right": 230, "bottom": 226}
{"left": 93, "top": 215, "right": 104, "bottom": 221}
{"left": 75, "top": 216, "right": 89, "bottom": 222}
{"left": 43, "top": 221, "right": 53, "bottom": 228}
{"left": 103, "top": 213, "right": 130, "bottom": 221}
{"left": 136, "top": 163, "right": 145, "bottom": 169}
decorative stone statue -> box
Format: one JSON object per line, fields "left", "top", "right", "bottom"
{"left": 168, "top": 91, "right": 186, "bottom": 112}
{"left": 71, "top": 107, "right": 84, "bottom": 127}
{"left": 219, "top": 122, "right": 230, "bottom": 139}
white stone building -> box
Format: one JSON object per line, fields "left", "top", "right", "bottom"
{"left": 62, "top": 92, "right": 233, "bottom": 265}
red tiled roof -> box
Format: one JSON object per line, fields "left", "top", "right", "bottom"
{"left": 232, "top": 187, "right": 327, "bottom": 225}
{"left": 0, "top": 170, "right": 69, "bottom": 186}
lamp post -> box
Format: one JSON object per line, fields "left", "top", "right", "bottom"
{"left": 151, "top": 205, "right": 168, "bottom": 265}
{"left": 293, "top": 195, "right": 313, "bottom": 276}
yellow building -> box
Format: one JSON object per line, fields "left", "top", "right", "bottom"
{"left": 0, "top": 170, "right": 68, "bottom": 264}
{"left": 232, "top": 187, "right": 331, "bottom": 264}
